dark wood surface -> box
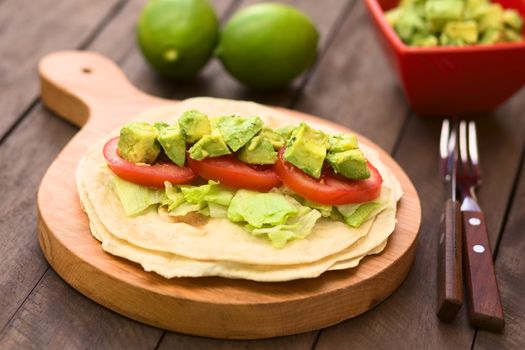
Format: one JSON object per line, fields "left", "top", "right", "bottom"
{"left": 0, "top": 0, "right": 523, "bottom": 348}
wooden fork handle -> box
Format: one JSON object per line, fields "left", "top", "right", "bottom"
{"left": 437, "top": 199, "right": 463, "bottom": 321}
{"left": 462, "top": 211, "right": 505, "bottom": 331}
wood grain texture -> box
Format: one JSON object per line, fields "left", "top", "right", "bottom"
{"left": 36, "top": 50, "right": 420, "bottom": 339}
{"left": 437, "top": 199, "right": 463, "bottom": 322}
{"left": 462, "top": 211, "right": 504, "bottom": 331}
{"left": 0, "top": 1, "right": 234, "bottom": 348}
{"left": 0, "top": 0, "right": 521, "bottom": 346}
{"left": 0, "top": 270, "right": 162, "bottom": 350}
{"left": 474, "top": 155, "right": 525, "bottom": 350}
{"left": 117, "top": 0, "right": 353, "bottom": 106}
{"left": 316, "top": 117, "right": 475, "bottom": 350}
{"left": 0, "top": 0, "right": 122, "bottom": 332}
{"left": 293, "top": 0, "right": 408, "bottom": 152}
{"left": 0, "top": 0, "right": 122, "bottom": 137}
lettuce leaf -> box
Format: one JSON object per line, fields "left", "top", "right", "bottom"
{"left": 208, "top": 202, "right": 228, "bottom": 218}
{"left": 227, "top": 190, "right": 298, "bottom": 228}
{"left": 335, "top": 188, "right": 391, "bottom": 228}
{"left": 113, "top": 177, "right": 166, "bottom": 216}
{"left": 249, "top": 208, "right": 322, "bottom": 248}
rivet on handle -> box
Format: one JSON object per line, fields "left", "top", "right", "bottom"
{"left": 473, "top": 245, "right": 485, "bottom": 253}
{"left": 469, "top": 218, "right": 481, "bottom": 226}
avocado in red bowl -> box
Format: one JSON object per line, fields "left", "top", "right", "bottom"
{"left": 365, "top": 0, "right": 525, "bottom": 116}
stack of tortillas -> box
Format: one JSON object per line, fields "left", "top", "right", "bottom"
{"left": 76, "top": 98, "right": 403, "bottom": 282}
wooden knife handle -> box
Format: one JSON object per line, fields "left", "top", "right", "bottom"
{"left": 462, "top": 211, "right": 505, "bottom": 331}
{"left": 437, "top": 199, "right": 463, "bottom": 321}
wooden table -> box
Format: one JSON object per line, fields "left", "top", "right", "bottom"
{"left": 1, "top": 0, "right": 523, "bottom": 348}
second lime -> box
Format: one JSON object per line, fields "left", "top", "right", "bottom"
{"left": 216, "top": 3, "right": 319, "bottom": 90}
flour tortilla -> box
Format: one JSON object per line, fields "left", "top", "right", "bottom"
{"left": 80, "top": 172, "right": 395, "bottom": 281}
{"left": 76, "top": 97, "right": 402, "bottom": 274}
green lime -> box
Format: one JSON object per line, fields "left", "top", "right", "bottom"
{"left": 216, "top": 3, "right": 319, "bottom": 90}
{"left": 137, "top": 0, "right": 219, "bottom": 79}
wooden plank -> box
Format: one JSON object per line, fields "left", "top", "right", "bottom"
{"left": 293, "top": 0, "right": 408, "bottom": 152}
{"left": 314, "top": 68, "right": 525, "bottom": 350}
{"left": 0, "top": 270, "right": 161, "bottom": 349}
{"left": 158, "top": 333, "right": 319, "bottom": 350}
{"left": 0, "top": 0, "right": 229, "bottom": 348}
{"left": 472, "top": 114, "right": 525, "bottom": 349}
{"left": 0, "top": 0, "right": 123, "bottom": 138}
{"left": 0, "top": 0, "right": 132, "bottom": 328}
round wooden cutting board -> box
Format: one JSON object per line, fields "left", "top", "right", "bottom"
{"left": 37, "top": 51, "right": 421, "bottom": 339}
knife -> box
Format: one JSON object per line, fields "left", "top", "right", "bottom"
{"left": 437, "top": 119, "right": 463, "bottom": 322}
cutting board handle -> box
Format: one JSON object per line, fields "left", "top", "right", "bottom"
{"left": 39, "top": 50, "right": 167, "bottom": 129}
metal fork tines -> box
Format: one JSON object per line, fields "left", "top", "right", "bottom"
{"left": 439, "top": 119, "right": 457, "bottom": 194}
{"left": 458, "top": 121, "right": 481, "bottom": 211}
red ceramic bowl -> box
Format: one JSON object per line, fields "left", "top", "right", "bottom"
{"left": 365, "top": 0, "right": 525, "bottom": 116}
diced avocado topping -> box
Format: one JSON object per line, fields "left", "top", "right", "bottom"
{"left": 425, "top": 1, "right": 464, "bottom": 21}
{"left": 386, "top": 0, "right": 524, "bottom": 46}
{"left": 237, "top": 136, "right": 277, "bottom": 165}
{"left": 153, "top": 122, "right": 169, "bottom": 131}
{"left": 157, "top": 125, "right": 186, "bottom": 167}
{"left": 178, "top": 110, "right": 211, "bottom": 143}
{"left": 275, "top": 125, "right": 296, "bottom": 139}
{"left": 258, "top": 127, "right": 285, "bottom": 149}
{"left": 188, "top": 134, "right": 231, "bottom": 160}
{"left": 503, "top": 9, "right": 523, "bottom": 30}
{"left": 115, "top": 110, "right": 373, "bottom": 182}
{"left": 326, "top": 149, "right": 370, "bottom": 180}
{"left": 284, "top": 123, "right": 329, "bottom": 179}
{"left": 118, "top": 122, "right": 160, "bottom": 164}
{"left": 216, "top": 116, "right": 264, "bottom": 151}
{"left": 394, "top": 6, "right": 426, "bottom": 42}
{"left": 328, "top": 133, "right": 358, "bottom": 153}
{"left": 440, "top": 21, "right": 479, "bottom": 45}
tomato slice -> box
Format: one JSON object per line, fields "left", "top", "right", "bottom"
{"left": 275, "top": 148, "right": 383, "bottom": 205}
{"left": 103, "top": 137, "right": 196, "bottom": 188}
{"left": 187, "top": 155, "right": 281, "bottom": 192}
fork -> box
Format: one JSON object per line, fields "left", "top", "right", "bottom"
{"left": 457, "top": 120, "right": 505, "bottom": 331}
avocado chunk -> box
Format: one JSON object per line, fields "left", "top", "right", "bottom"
{"left": 476, "top": 4, "right": 504, "bottom": 32}
{"left": 284, "top": 123, "right": 329, "bottom": 179}
{"left": 258, "top": 128, "right": 285, "bottom": 149}
{"left": 504, "top": 28, "right": 523, "bottom": 42}
{"left": 237, "top": 136, "right": 277, "bottom": 165}
{"left": 328, "top": 133, "right": 358, "bottom": 153}
{"left": 178, "top": 110, "right": 212, "bottom": 143}
{"left": 188, "top": 134, "right": 231, "bottom": 160}
{"left": 480, "top": 28, "right": 502, "bottom": 44}
{"left": 394, "top": 7, "right": 426, "bottom": 42}
{"left": 153, "top": 122, "right": 169, "bottom": 131}
{"left": 440, "top": 20, "right": 479, "bottom": 45}
{"left": 216, "top": 116, "right": 263, "bottom": 151}
{"left": 412, "top": 33, "right": 439, "bottom": 46}
{"left": 326, "top": 149, "right": 370, "bottom": 180}
{"left": 504, "top": 9, "right": 523, "bottom": 30}
{"left": 157, "top": 125, "right": 186, "bottom": 167}
{"left": 275, "top": 125, "right": 296, "bottom": 140}
{"left": 425, "top": 0, "right": 464, "bottom": 21}
{"left": 118, "top": 122, "right": 160, "bottom": 164}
